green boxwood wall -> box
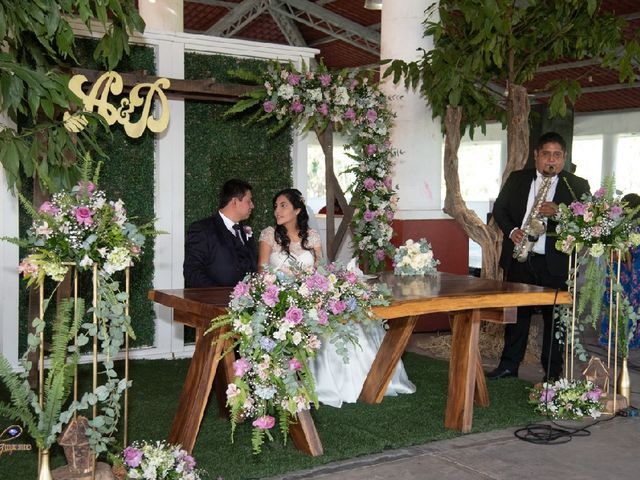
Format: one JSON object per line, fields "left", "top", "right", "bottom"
{"left": 18, "top": 39, "right": 157, "bottom": 352}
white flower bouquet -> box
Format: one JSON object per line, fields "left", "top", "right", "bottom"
{"left": 393, "top": 238, "right": 439, "bottom": 276}
{"left": 119, "top": 441, "right": 203, "bottom": 480}
{"left": 529, "top": 378, "right": 605, "bottom": 420}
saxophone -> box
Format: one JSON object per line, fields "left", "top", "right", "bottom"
{"left": 512, "top": 168, "right": 555, "bottom": 263}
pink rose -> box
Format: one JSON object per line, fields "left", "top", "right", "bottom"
{"left": 328, "top": 299, "right": 346, "bottom": 315}
{"left": 285, "top": 306, "right": 304, "bottom": 325}
{"left": 363, "top": 177, "right": 376, "bottom": 191}
{"left": 74, "top": 206, "right": 93, "bottom": 226}
{"left": 366, "top": 144, "right": 377, "bottom": 156}
{"left": 375, "top": 249, "right": 386, "bottom": 261}
{"left": 38, "top": 201, "right": 59, "bottom": 215}
{"left": 287, "top": 74, "right": 301, "bottom": 86}
{"left": 233, "top": 281, "right": 250, "bottom": 299}
{"left": 317, "top": 310, "right": 328, "bottom": 326}
{"left": 366, "top": 109, "right": 378, "bottom": 123}
{"left": 252, "top": 415, "right": 276, "bottom": 430}
{"left": 343, "top": 107, "right": 356, "bottom": 121}
{"left": 263, "top": 100, "right": 275, "bottom": 113}
{"left": 363, "top": 210, "right": 375, "bottom": 222}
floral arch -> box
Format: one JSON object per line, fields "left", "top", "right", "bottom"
{"left": 227, "top": 62, "right": 398, "bottom": 271}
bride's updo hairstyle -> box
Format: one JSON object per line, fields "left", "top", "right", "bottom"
{"left": 273, "top": 188, "right": 314, "bottom": 259}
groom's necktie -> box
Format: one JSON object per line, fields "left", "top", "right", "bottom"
{"left": 232, "top": 223, "right": 244, "bottom": 245}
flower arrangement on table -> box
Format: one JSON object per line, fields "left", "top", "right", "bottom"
{"left": 208, "top": 263, "right": 389, "bottom": 454}
{"left": 116, "top": 441, "right": 203, "bottom": 480}
{"left": 554, "top": 177, "right": 640, "bottom": 358}
{"left": 393, "top": 238, "right": 439, "bottom": 276}
{"left": 529, "top": 378, "right": 605, "bottom": 420}
{"left": 226, "top": 61, "right": 399, "bottom": 272}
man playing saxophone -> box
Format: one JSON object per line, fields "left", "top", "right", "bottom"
{"left": 488, "top": 132, "right": 591, "bottom": 382}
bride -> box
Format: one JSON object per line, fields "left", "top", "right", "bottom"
{"left": 258, "top": 188, "right": 415, "bottom": 408}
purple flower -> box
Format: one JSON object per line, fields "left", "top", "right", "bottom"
{"left": 285, "top": 306, "right": 304, "bottom": 325}
{"left": 539, "top": 388, "right": 555, "bottom": 403}
{"left": 363, "top": 210, "right": 376, "bottom": 222}
{"left": 38, "top": 201, "right": 60, "bottom": 215}
{"left": 349, "top": 79, "right": 359, "bottom": 90}
{"left": 306, "top": 272, "right": 329, "bottom": 292}
{"left": 290, "top": 100, "right": 304, "bottom": 113}
{"left": 262, "top": 284, "right": 280, "bottom": 307}
{"left": 594, "top": 187, "right": 606, "bottom": 198}
{"left": 183, "top": 455, "right": 196, "bottom": 471}
{"left": 288, "top": 358, "right": 302, "bottom": 371}
{"left": 319, "top": 73, "right": 332, "bottom": 87}
{"left": 363, "top": 177, "right": 376, "bottom": 191}
{"left": 383, "top": 176, "right": 393, "bottom": 190}
{"left": 343, "top": 107, "right": 356, "bottom": 121}
{"left": 328, "top": 299, "right": 346, "bottom": 315}
{"left": 317, "top": 103, "right": 329, "bottom": 116}
{"left": 263, "top": 100, "right": 275, "bottom": 113}
{"left": 252, "top": 415, "right": 276, "bottom": 430}
{"left": 287, "top": 74, "right": 301, "bottom": 86}
{"left": 123, "top": 446, "right": 143, "bottom": 468}
{"left": 366, "top": 144, "right": 377, "bottom": 156}
{"left": 77, "top": 180, "right": 96, "bottom": 197}
{"left": 366, "top": 109, "right": 378, "bottom": 123}
{"left": 233, "top": 357, "right": 251, "bottom": 377}
{"left": 74, "top": 206, "right": 93, "bottom": 226}
{"left": 345, "top": 271, "right": 358, "bottom": 285}
{"left": 375, "top": 249, "right": 386, "bottom": 261}
{"left": 570, "top": 201, "right": 586, "bottom": 216}
{"left": 386, "top": 210, "right": 395, "bottom": 221}
{"left": 233, "top": 281, "right": 250, "bottom": 299}
{"left": 317, "top": 309, "right": 329, "bottom": 325}
{"left": 346, "top": 296, "right": 357, "bottom": 312}
{"left": 609, "top": 205, "right": 623, "bottom": 219}
{"left": 585, "top": 387, "right": 602, "bottom": 401}
{"left": 260, "top": 337, "right": 277, "bottom": 352}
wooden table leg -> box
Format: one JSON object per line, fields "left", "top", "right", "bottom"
{"left": 168, "top": 324, "right": 229, "bottom": 453}
{"left": 214, "top": 338, "right": 236, "bottom": 418}
{"left": 445, "top": 309, "right": 481, "bottom": 433}
{"left": 289, "top": 410, "right": 324, "bottom": 456}
{"left": 474, "top": 352, "right": 490, "bottom": 407}
{"left": 359, "top": 315, "right": 418, "bottom": 404}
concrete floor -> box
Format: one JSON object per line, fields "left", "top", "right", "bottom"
{"left": 267, "top": 328, "right": 640, "bottom": 480}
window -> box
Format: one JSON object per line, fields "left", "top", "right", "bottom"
{"left": 614, "top": 134, "right": 640, "bottom": 195}
{"left": 306, "top": 134, "right": 354, "bottom": 213}
{"left": 572, "top": 136, "right": 602, "bottom": 190}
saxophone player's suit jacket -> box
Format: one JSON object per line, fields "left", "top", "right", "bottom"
{"left": 493, "top": 168, "right": 591, "bottom": 278}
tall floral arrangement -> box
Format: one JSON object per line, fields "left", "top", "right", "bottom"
{"left": 226, "top": 61, "right": 399, "bottom": 271}
{"left": 1, "top": 155, "right": 156, "bottom": 455}
{"left": 555, "top": 177, "right": 640, "bottom": 357}
{"left": 208, "top": 263, "right": 388, "bottom": 454}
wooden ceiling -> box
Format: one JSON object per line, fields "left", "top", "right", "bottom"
{"left": 183, "top": 0, "right": 640, "bottom": 114}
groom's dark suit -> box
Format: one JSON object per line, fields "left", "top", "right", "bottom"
{"left": 183, "top": 213, "right": 257, "bottom": 287}
{"left": 492, "top": 168, "right": 590, "bottom": 379}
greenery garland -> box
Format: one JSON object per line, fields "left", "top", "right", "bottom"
{"left": 226, "top": 61, "right": 399, "bottom": 272}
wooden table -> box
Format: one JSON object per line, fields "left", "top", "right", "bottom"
{"left": 149, "top": 272, "right": 570, "bottom": 453}
{"left": 363, "top": 272, "right": 571, "bottom": 433}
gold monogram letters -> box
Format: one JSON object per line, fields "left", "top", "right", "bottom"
{"left": 64, "top": 72, "right": 170, "bottom": 138}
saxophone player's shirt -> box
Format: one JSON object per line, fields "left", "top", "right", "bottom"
{"left": 521, "top": 172, "right": 559, "bottom": 254}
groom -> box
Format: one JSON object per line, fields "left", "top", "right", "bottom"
{"left": 183, "top": 178, "right": 258, "bottom": 287}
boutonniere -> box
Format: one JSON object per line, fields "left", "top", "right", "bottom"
{"left": 244, "top": 225, "right": 253, "bottom": 238}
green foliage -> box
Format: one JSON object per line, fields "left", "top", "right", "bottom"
{"left": 0, "top": 297, "right": 82, "bottom": 450}
{"left": 0, "top": 0, "right": 145, "bottom": 192}
{"left": 383, "top": 0, "right": 639, "bottom": 136}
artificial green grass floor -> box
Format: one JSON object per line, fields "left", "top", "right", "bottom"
{"left": 0, "top": 353, "right": 540, "bottom": 479}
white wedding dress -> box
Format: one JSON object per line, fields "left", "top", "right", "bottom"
{"left": 259, "top": 227, "right": 416, "bottom": 408}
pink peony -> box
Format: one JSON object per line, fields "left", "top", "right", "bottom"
{"left": 366, "top": 144, "right": 377, "bottom": 156}
{"left": 319, "top": 73, "right": 332, "bottom": 86}
{"left": 252, "top": 415, "right": 276, "bottom": 430}
{"left": 343, "top": 107, "right": 356, "bottom": 121}
{"left": 74, "top": 206, "right": 93, "bottom": 226}
{"left": 366, "top": 109, "right": 378, "bottom": 123}
{"left": 233, "top": 358, "right": 251, "bottom": 377}
{"left": 263, "top": 100, "right": 275, "bottom": 113}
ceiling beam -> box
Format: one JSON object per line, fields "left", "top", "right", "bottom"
{"left": 205, "top": 0, "right": 268, "bottom": 36}
{"left": 268, "top": 3, "right": 308, "bottom": 48}
{"left": 189, "top": 0, "right": 239, "bottom": 8}
{"left": 531, "top": 81, "right": 640, "bottom": 99}
{"left": 272, "top": 0, "right": 380, "bottom": 56}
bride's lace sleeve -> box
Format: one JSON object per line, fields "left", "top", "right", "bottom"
{"left": 308, "top": 229, "right": 322, "bottom": 249}
{"left": 259, "top": 226, "right": 275, "bottom": 247}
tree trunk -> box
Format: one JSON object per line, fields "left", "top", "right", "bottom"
{"left": 442, "top": 106, "right": 502, "bottom": 280}
{"left": 504, "top": 83, "right": 531, "bottom": 183}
